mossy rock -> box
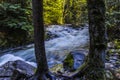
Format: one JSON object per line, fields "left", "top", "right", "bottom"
{"left": 49, "top": 64, "right": 63, "bottom": 73}
{"left": 63, "top": 50, "right": 86, "bottom": 71}
{"left": 63, "top": 53, "right": 74, "bottom": 71}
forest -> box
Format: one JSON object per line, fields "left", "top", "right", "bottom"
{"left": 0, "top": 0, "right": 120, "bottom": 80}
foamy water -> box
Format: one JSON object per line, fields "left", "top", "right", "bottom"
{"left": 0, "top": 25, "right": 89, "bottom": 67}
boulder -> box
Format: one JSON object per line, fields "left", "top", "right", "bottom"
{"left": 45, "top": 31, "right": 59, "bottom": 40}
{"left": 0, "top": 60, "right": 35, "bottom": 80}
{"left": 63, "top": 50, "right": 87, "bottom": 71}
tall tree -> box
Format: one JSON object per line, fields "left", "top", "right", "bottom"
{"left": 31, "top": 0, "right": 50, "bottom": 79}
{"left": 86, "top": 0, "right": 107, "bottom": 79}
{"left": 61, "top": 0, "right": 107, "bottom": 80}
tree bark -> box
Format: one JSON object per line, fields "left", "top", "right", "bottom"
{"left": 59, "top": 0, "right": 107, "bottom": 80}
{"left": 86, "top": 0, "right": 107, "bottom": 79}
{"left": 32, "top": 0, "right": 49, "bottom": 79}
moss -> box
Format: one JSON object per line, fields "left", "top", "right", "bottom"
{"left": 44, "top": 32, "right": 49, "bottom": 40}
{"left": 49, "top": 64, "right": 63, "bottom": 73}
{"left": 63, "top": 53, "right": 74, "bottom": 71}
{"left": 114, "top": 39, "right": 120, "bottom": 49}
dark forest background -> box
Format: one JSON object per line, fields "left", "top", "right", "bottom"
{"left": 0, "top": 0, "right": 119, "bottom": 49}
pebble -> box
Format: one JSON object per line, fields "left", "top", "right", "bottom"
{"left": 105, "top": 63, "right": 114, "bottom": 69}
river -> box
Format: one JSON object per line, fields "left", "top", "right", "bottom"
{"left": 0, "top": 25, "right": 89, "bottom": 68}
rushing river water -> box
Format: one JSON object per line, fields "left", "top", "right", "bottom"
{"left": 0, "top": 25, "right": 89, "bottom": 68}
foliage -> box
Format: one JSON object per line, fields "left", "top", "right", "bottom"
{"left": 0, "top": 2, "right": 33, "bottom": 49}
{"left": 0, "top": 0, "right": 119, "bottom": 49}
{"left": 43, "top": 0, "right": 88, "bottom": 25}
{"left": 105, "top": 0, "right": 120, "bottom": 28}
{"left": 43, "top": 0, "right": 64, "bottom": 24}
{"left": 64, "top": 0, "right": 88, "bottom": 26}
{"left": 105, "top": 0, "right": 120, "bottom": 41}
{"left": 0, "top": 2, "right": 31, "bottom": 30}
{"left": 114, "top": 39, "right": 120, "bottom": 49}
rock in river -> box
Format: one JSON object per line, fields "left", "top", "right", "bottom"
{"left": 0, "top": 60, "right": 35, "bottom": 80}
{"left": 63, "top": 50, "right": 88, "bottom": 71}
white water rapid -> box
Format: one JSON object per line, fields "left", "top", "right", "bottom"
{"left": 0, "top": 25, "right": 89, "bottom": 68}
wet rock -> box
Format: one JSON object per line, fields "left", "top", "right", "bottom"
{"left": 46, "top": 31, "right": 59, "bottom": 40}
{"left": 106, "top": 70, "right": 114, "bottom": 80}
{"left": 0, "top": 60, "right": 35, "bottom": 80}
{"left": 63, "top": 50, "right": 87, "bottom": 71}
{"left": 107, "top": 42, "right": 116, "bottom": 49}
{"left": 110, "top": 56, "right": 118, "bottom": 60}
{"left": 0, "top": 61, "right": 15, "bottom": 79}
{"left": 106, "top": 69, "right": 120, "bottom": 80}
{"left": 105, "top": 63, "right": 114, "bottom": 69}
{"left": 50, "top": 64, "right": 63, "bottom": 73}
{"left": 106, "top": 48, "right": 120, "bottom": 80}
{"left": 115, "top": 69, "right": 120, "bottom": 79}
{"left": 109, "top": 60, "right": 117, "bottom": 64}
{"left": 12, "top": 60, "right": 35, "bottom": 76}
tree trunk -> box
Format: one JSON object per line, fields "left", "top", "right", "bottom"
{"left": 86, "top": 0, "right": 107, "bottom": 79}
{"left": 31, "top": 0, "right": 49, "bottom": 79}
{"left": 56, "top": 0, "right": 107, "bottom": 80}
